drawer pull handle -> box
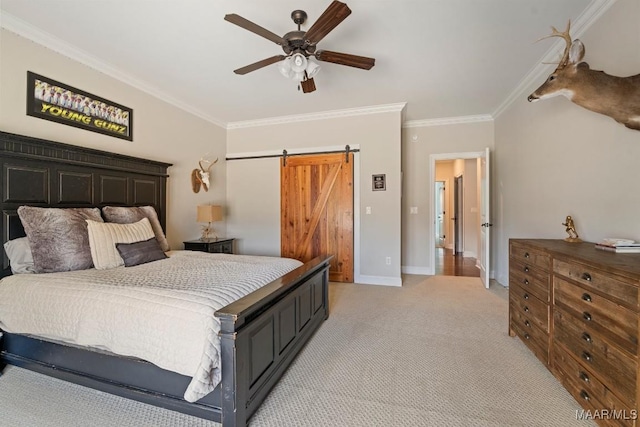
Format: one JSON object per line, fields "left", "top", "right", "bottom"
{"left": 582, "top": 332, "right": 592, "bottom": 343}
{"left": 523, "top": 293, "right": 529, "bottom": 300}
{"left": 524, "top": 266, "right": 529, "bottom": 273}
{"left": 581, "top": 272, "right": 592, "bottom": 282}
{"left": 583, "top": 312, "right": 592, "bottom": 321}
{"left": 524, "top": 252, "right": 530, "bottom": 259}
{"left": 579, "top": 371, "right": 590, "bottom": 383}
{"left": 580, "top": 390, "right": 590, "bottom": 401}
{"left": 524, "top": 306, "right": 530, "bottom": 313}
{"left": 523, "top": 279, "right": 529, "bottom": 285}
{"left": 524, "top": 320, "right": 531, "bottom": 328}
{"left": 581, "top": 293, "right": 592, "bottom": 303}
{"left": 524, "top": 333, "right": 531, "bottom": 340}
{"left": 582, "top": 351, "right": 593, "bottom": 362}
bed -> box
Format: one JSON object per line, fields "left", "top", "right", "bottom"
{"left": 0, "top": 130, "right": 331, "bottom": 427}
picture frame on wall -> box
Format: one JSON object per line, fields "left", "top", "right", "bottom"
{"left": 27, "top": 71, "right": 133, "bottom": 141}
{"left": 372, "top": 174, "right": 386, "bottom": 191}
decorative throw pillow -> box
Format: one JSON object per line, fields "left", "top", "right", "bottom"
{"left": 102, "top": 206, "right": 170, "bottom": 252}
{"left": 86, "top": 217, "right": 155, "bottom": 270}
{"left": 3, "top": 237, "right": 35, "bottom": 274}
{"left": 116, "top": 237, "right": 168, "bottom": 267}
{"left": 17, "top": 206, "right": 103, "bottom": 273}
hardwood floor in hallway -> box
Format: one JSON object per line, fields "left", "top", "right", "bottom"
{"left": 434, "top": 247, "right": 480, "bottom": 277}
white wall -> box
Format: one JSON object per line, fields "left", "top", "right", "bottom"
{"left": 0, "top": 29, "right": 227, "bottom": 248}
{"left": 227, "top": 109, "right": 404, "bottom": 286}
{"left": 401, "top": 121, "right": 494, "bottom": 274}
{"left": 493, "top": 0, "right": 640, "bottom": 286}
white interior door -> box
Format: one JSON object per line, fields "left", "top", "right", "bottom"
{"left": 479, "top": 147, "right": 491, "bottom": 288}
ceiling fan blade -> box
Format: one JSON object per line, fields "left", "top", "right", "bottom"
{"left": 315, "top": 50, "right": 375, "bottom": 70}
{"left": 304, "top": 1, "right": 352, "bottom": 45}
{"left": 224, "top": 14, "right": 285, "bottom": 46}
{"left": 234, "top": 55, "right": 286, "bottom": 75}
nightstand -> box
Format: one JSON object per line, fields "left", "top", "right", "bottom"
{"left": 183, "top": 238, "right": 235, "bottom": 254}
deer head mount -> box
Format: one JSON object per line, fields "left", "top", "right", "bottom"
{"left": 191, "top": 156, "right": 219, "bottom": 193}
{"left": 528, "top": 21, "right": 640, "bottom": 131}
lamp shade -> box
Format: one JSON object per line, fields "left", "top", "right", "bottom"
{"left": 290, "top": 53, "right": 308, "bottom": 73}
{"left": 305, "top": 59, "right": 321, "bottom": 78}
{"left": 197, "top": 205, "right": 223, "bottom": 223}
{"left": 278, "top": 57, "right": 292, "bottom": 78}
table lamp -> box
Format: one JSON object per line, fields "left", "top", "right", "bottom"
{"left": 197, "top": 205, "right": 223, "bottom": 240}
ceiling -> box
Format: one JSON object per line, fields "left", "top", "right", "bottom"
{"left": 1, "top": 0, "right": 607, "bottom": 127}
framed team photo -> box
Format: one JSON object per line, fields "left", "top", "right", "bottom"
{"left": 27, "top": 71, "right": 133, "bottom": 141}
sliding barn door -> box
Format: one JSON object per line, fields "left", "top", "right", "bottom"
{"left": 281, "top": 153, "right": 353, "bottom": 282}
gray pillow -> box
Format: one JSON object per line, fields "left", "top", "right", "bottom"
{"left": 17, "top": 206, "right": 103, "bottom": 273}
{"left": 116, "top": 237, "right": 167, "bottom": 267}
{"left": 102, "top": 206, "right": 169, "bottom": 252}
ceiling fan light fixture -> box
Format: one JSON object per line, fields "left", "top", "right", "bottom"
{"left": 290, "top": 52, "right": 308, "bottom": 73}
{"left": 278, "top": 57, "right": 293, "bottom": 78}
{"left": 305, "top": 58, "right": 321, "bottom": 78}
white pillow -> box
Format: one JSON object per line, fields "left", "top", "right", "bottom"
{"left": 3, "top": 237, "right": 35, "bottom": 274}
{"left": 86, "top": 217, "right": 155, "bottom": 270}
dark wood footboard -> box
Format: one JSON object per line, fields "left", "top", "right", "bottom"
{"left": 0, "top": 256, "right": 331, "bottom": 427}
{"left": 216, "top": 255, "right": 331, "bottom": 427}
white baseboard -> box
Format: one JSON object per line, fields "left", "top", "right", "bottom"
{"left": 401, "top": 266, "right": 433, "bottom": 275}
{"left": 463, "top": 251, "right": 477, "bottom": 259}
{"left": 354, "top": 275, "right": 403, "bottom": 287}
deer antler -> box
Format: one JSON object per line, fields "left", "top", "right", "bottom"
{"left": 199, "top": 157, "right": 219, "bottom": 172}
{"left": 537, "top": 20, "right": 572, "bottom": 69}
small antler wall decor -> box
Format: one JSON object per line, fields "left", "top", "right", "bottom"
{"left": 191, "top": 156, "right": 219, "bottom": 193}
{"left": 528, "top": 21, "right": 640, "bottom": 131}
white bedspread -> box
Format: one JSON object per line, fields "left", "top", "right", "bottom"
{"left": 0, "top": 251, "right": 302, "bottom": 402}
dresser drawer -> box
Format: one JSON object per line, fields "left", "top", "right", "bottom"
{"left": 510, "top": 283, "right": 549, "bottom": 332}
{"left": 511, "top": 311, "right": 548, "bottom": 365}
{"left": 554, "top": 308, "right": 636, "bottom": 405}
{"left": 510, "top": 243, "right": 551, "bottom": 271}
{"left": 554, "top": 259, "right": 638, "bottom": 311}
{"left": 510, "top": 260, "right": 550, "bottom": 302}
{"left": 555, "top": 349, "right": 635, "bottom": 427}
{"left": 555, "top": 277, "right": 638, "bottom": 355}
{"left": 554, "top": 345, "right": 636, "bottom": 417}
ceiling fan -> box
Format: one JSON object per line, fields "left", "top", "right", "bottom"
{"left": 224, "top": 0, "right": 375, "bottom": 93}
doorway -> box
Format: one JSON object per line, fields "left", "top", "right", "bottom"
{"left": 434, "top": 181, "right": 445, "bottom": 248}
{"left": 430, "top": 149, "right": 491, "bottom": 286}
{"left": 454, "top": 175, "right": 463, "bottom": 255}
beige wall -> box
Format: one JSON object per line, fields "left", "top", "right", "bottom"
{"left": 227, "top": 110, "right": 403, "bottom": 285}
{"left": 493, "top": 0, "right": 640, "bottom": 286}
{"left": 0, "top": 29, "right": 227, "bottom": 248}
{"left": 401, "top": 121, "right": 494, "bottom": 274}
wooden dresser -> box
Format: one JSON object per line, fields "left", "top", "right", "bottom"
{"left": 509, "top": 239, "right": 640, "bottom": 427}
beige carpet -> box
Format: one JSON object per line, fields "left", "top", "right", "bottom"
{"left": 0, "top": 275, "right": 595, "bottom": 427}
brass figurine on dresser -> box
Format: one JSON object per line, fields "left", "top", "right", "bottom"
{"left": 563, "top": 215, "right": 582, "bottom": 242}
{"left": 509, "top": 239, "right": 640, "bottom": 427}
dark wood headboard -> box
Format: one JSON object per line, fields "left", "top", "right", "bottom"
{"left": 0, "top": 130, "right": 172, "bottom": 271}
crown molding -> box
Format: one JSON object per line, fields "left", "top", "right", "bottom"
{"left": 227, "top": 102, "right": 407, "bottom": 130}
{"left": 492, "top": 0, "right": 619, "bottom": 119}
{"left": 1, "top": 13, "right": 227, "bottom": 129}
{"left": 403, "top": 114, "right": 493, "bottom": 128}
